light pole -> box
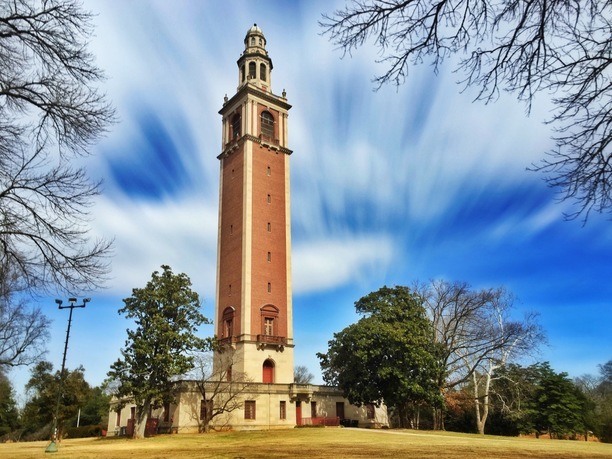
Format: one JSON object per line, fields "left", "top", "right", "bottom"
{"left": 45, "top": 297, "right": 90, "bottom": 453}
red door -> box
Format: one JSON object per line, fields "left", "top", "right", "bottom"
{"left": 296, "top": 401, "right": 302, "bottom": 426}
{"left": 262, "top": 360, "right": 274, "bottom": 383}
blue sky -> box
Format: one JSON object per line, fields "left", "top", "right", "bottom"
{"left": 11, "top": 0, "right": 612, "bottom": 400}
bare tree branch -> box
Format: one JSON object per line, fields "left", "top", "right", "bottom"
{"left": 0, "top": 0, "right": 115, "bottom": 294}
{"left": 321, "top": 0, "right": 612, "bottom": 221}
{"left": 0, "top": 261, "right": 48, "bottom": 369}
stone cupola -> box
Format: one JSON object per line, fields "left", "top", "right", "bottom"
{"left": 237, "top": 23, "right": 273, "bottom": 93}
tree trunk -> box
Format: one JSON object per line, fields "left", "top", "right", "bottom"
{"left": 133, "top": 404, "right": 149, "bottom": 439}
{"left": 473, "top": 370, "right": 491, "bottom": 435}
{"left": 433, "top": 407, "right": 444, "bottom": 430}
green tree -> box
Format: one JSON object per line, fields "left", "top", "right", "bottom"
{"left": 78, "top": 386, "right": 110, "bottom": 427}
{"left": 21, "top": 361, "right": 90, "bottom": 440}
{"left": 575, "top": 360, "right": 612, "bottom": 442}
{"left": 598, "top": 361, "right": 612, "bottom": 442}
{"left": 488, "top": 363, "right": 543, "bottom": 435}
{"left": 531, "top": 363, "right": 587, "bottom": 439}
{"left": 107, "top": 265, "right": 212, "bottom": 438}
{"left": 0, "top": 370, "right": 20, "bottom": 436}
{"left": 321, "top": 1, "right": 611, "bottom": 220}
{"left": 318, "top": 286, "right": 443, "bottom": 428}
{"left": 489, "top": 362, "right": 591, "bottom": 439}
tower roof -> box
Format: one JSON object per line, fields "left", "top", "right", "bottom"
{"left": 244, "top": 23, "right": 266, "bottom": 49}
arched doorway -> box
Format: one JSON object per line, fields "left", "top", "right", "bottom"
{"left": 262, "top": 359, "right": 275, "bottom": 383}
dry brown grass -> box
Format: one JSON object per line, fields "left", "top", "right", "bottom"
{"left": 1, "top": 428, "right": 611, "bottom": 459}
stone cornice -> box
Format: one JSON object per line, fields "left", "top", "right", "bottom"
{"left": 217, "top": 134, "right": 292, "bottom": 160}
{"left": 219, "top": 84, "right": 291, "bottom": 116}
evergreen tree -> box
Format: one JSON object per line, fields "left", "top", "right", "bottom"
{"left": 531, "top": 364, "right": 587, "bottom": 438}
{"left": 318, "top": 286, "right": 443, "bottom": 428}
{"left": 107, "top": 266, "right": 212, "bottom": 438}
{"left": 0, "top": 370, "right": 19, "bottom": 436}
{"left": 21, "top": 361, "right": 90, "bottom": 439}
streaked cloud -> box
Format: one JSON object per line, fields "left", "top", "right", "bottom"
{"left": 293, "top": 235, "right": 395, "bottom": 294}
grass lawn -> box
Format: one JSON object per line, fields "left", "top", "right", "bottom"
{"left": 1, "top": 428, "right": 611, "bottom": 459}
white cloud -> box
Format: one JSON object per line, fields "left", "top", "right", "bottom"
{"left": 92, "top": 195, "right": 218, "bottom": 297}
{"left": 292, "top": 234, "right": 395, "bottom": 294}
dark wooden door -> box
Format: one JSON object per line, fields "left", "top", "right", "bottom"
{"left": 336, "top": 402, "right": 345, "bottom": 420}
{"left": 296, "top": 401, "right": 302, "bottom": 426}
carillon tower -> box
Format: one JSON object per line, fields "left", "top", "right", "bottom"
{"left": 215, "top": 24, "right": 294, "bottom": 384}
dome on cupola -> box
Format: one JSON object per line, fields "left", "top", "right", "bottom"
{"left": 244, "top": 23, "right": 266, "bottom": 49}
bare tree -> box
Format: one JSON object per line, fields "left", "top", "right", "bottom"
{"left": 465, "top": 298, "right": 544, "bottom": 434}
{"left": 294, "top": 365, "right": 314, "bottom": 384}
{"left": 413, "top": 280, "right": 544, "bottom": 429}
{"left": 0, "top": 0, "right": 114, "bottom": 294}
{"left": 191, "top": 350, "right": 255, "bottom": 432}
{"left": 0, "top": 263, "right": 48, "bottom": 369}
{"left": 321, "top": 1, "right": 612, "bottom": 221}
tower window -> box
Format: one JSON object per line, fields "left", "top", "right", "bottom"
{"left": 224, "top": 317, "right": 233, "bottom": 337}
{"left": 264, "top": 316, "right": 273, "bottom": 335}
{"left": 267, "top": 194, "right": 271, "bottom": 203}
{"left": 248, "top": 61, "right": 256, "bottom": 79}
{"left": 222, "top": 307, "right": 235, "bottom": 338}
{"left": 229, "top": 284, "right": 231, "bottom": 295}
{"left": 267, "top": 222, "right": 271, "bottom": 232}
{"left": 267, "top": 252, "right": 271, "bottom": 262}
{"left": 250, "top": 37, "right": 255, "bottom": 46}
{"left": 240, "top": 64, "right": 245, "bottom": 82}
{"left": 267, "top": 282, "right": 271, "bottom": 293}
{"left": 231, "top": 113, "right": 241, "bottom": 139}
{"left": 230, "top": 224, "right": 233, "bottom": 234}
{"left": 260, "top": 63, "right": 267, "bottom": 82}
{"left": 267, "top": 166, "right": 271, "bottom": 176}
{"left": 260, "top": 305, "right": 279, "bottom": 337}
{"left": 244, "top": 400, "right": 256, "bottom": 420}
{"left": 261, "top": 111, "right": 274, "bottom": 139}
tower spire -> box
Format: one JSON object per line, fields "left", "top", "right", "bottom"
{"left": 237, "top": 23, "right": 273, "bottom": 93}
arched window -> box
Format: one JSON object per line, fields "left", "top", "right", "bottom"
{"left": 262, "top": 359, "right": 275, "bottom": 383}
{"left": 260, "top": 111, "right": 274, "bottom": 139}
{"left": 260, "top": 63, "right": 267, "bottom": 82}
{"left": 222, "top": 307, "right": 235, "bottom": 338}
{"left": 240, "top": 64, "right": 245, "bottom": 82}
{"left": 231, "top": 113, "right": 241, "bottom": 139}
{"left": 248, "top": 62, "right": 256, "bottom": 79}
